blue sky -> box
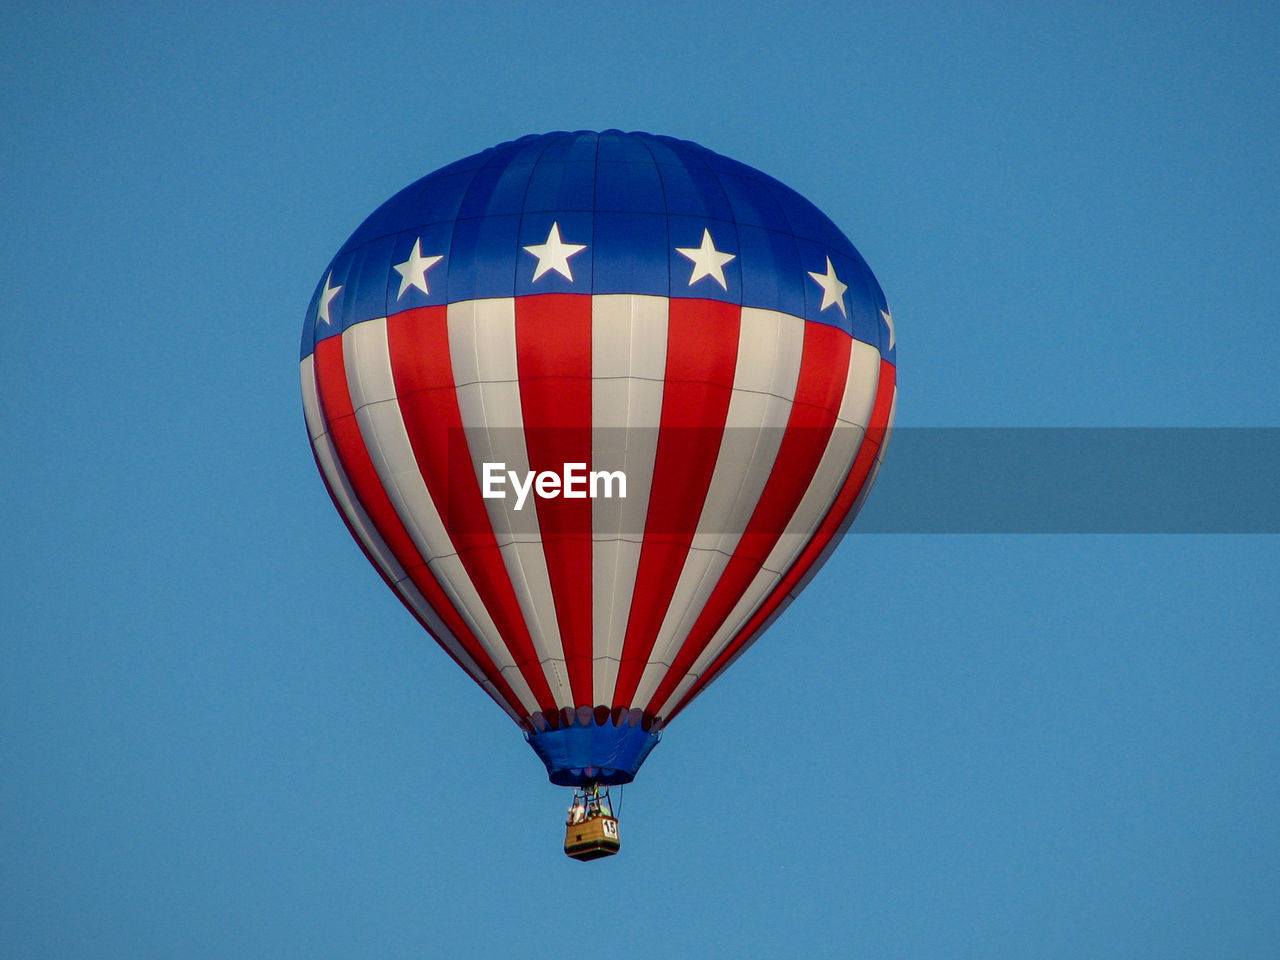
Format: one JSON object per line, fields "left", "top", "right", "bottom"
{"left": 2, "top": 2, "right": 1277, "bottom": 958}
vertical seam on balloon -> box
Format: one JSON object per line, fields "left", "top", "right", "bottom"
{"left": 633, "top": 311, "right": 805, "bottom": 712}
{"left": 636, "top": 309, "right": 805, "bottom": 707}
{"left": 589, "top": 131, "right": 601, "bottom": 296}
{"left": 665, "top": 359, "right": 896, "bottom": 720}
{"left": 305, "top": 428, "right": 522, "bottom": 724}
{"left": 325, "top": 331, "right": 532, "bottom": 711}
{"left": 601, "top": 135, "right": 672, "bottom": 701}
{"left": 445, "top": 145, "right": 513, "bottom": 307}
{"left": 644, "top": 322, "right": 852, "bottom": 717}
{"left": 703, "top": 163, "right": 745, "bottom": 310}
{"left": 666, "top": 337, "right": 871, "bottom": 702}
{"left": 309, "top": 337, "right": 534, "bottom": 719}
{"left": 588, "top": 294, "right": 669, "bottom": 707}
{"left": 510, "top": 131, "right": 563, "bottom": 299}
{"left": 609, "top": 299, "right": 742, "bottom": 710}
{"left": 358, "top": 312, "right": 546, "bottom": 711}
{"left": 633, "top": 134, "right": 672, "bottom": 301}
{"left": 756, "top": 176, "right": 810, "bottom": 335}
{"left": 385, "top": 308, "right": 560, "bottom": 715}
{"left": 498, "top": 133, "right": 571, "bottom": 700}
{"left": 708, "top": 366, "right": 894, "bottom": 705}
{"left": 514, "top": 293, "right": 595, "bottom": 708}
{"left": 451, "top": 298, "right": 571, "bottom": 708}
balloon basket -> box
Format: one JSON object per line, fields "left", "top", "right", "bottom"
{"left": 563, "top": 785, "right": 620, "bottom": 861}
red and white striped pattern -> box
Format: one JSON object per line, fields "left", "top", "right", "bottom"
{"left": 301, "top": 293, "right": 895, "bottom": 729}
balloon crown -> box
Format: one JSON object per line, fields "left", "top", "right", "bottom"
{"left": 303, "top": 130, "right": 892, "bottom": 363}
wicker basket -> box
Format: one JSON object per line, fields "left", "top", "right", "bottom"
{"left": 564, "top": 816, "right": 620, "bottom": 861}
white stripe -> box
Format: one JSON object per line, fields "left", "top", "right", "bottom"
{"left": 758, "top": 339, "right": 880, "bottom": 575}
{"left": 773, "top": 377, "right": 895, "bottom": 623}
{"left": 300, "top": 354, "right": 521, "bottom": 723}
{"left": 851, "top": 381, "right": 896, "bottom": 518}
{"left": 632, "top": 307, "right": 806, "bottom": 708}
{"left": 590, "top": 294, "right": 668, "bottom": 704}
{"left": 339, "top": 319, "right": 540, "bottom": 715}
{"left": 653, "top": 339, "right": 881, "bottom": 716}
{"left": 447, "top": 299, "right": 571, "bottom": 706}
{"left": 301, "top": 354, "right": 405, "bottom": 583}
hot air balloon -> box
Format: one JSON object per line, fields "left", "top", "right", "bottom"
{"left": 300, "top": 131, "right": 896, "bottom": 860}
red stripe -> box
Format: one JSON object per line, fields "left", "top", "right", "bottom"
{"left": 643, "top": 322, "right": 854, "bottom": 717}
{"left": 610, "top": 299, "right": 742, "bottom": 710}
{"left": 666, "top": 358, "right": 897, "bottom": 720}
{"left": 307, "top": 441, "right": 523, "bottom": 722}
{"left": 384, "top": 306, "right": 559, "bottom": 714}
{"left": 513, "top": 294, "right": 595, "bottom": 707}
{"left": 310, "top": 336, "right": 530, "bottom": 718}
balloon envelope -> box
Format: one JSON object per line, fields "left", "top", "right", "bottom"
{"left": 301, "top": 131, "right": 896, "bottom": 785}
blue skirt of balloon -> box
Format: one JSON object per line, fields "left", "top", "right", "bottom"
{"left": 526, "top": 718, "right": 662, "bottom": 786}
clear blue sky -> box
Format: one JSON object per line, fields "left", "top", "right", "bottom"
{"left": 2, "top": 2, "right": 1277, "bottom": 958}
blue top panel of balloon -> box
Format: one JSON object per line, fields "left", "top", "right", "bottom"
{"left": 302, "top": 130, "right": 892, "bottom": 361}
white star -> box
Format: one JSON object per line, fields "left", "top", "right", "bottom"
{"left": 523, "top": 222, "right": 587, "bottom": 282}
{"left": 393, "top": 238, "right": 443, "bottom": 298}
{"left": 807, "top": 257, "right": 848, "bottom": 317}
{"left": 675, "top": 228, "right": 735, "bottom": 290}
{"left": 881, "top": 308, "right": 895, "bottom": 350}
{"left": 317, "top": 272, "right": 342, "bottom": 326}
